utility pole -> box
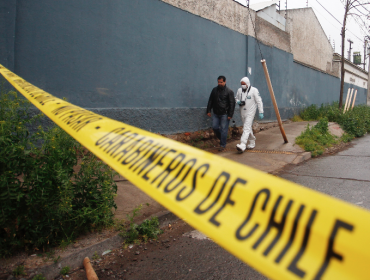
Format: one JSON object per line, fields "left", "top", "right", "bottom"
{"left": 364, "top": 39, "right": 368, "bottom": 70}
{"left": 278, "top": 1, "right": 281, "bottom": 11}
{"left": 367, "top": 38, "right": 370, "bottom": 106}
{"left": 347, "top": 39, "right": 353, "bottom": 60}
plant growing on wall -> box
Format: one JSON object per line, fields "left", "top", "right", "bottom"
{"left": 339, "top": 0, "right": 370, "bottom": 108}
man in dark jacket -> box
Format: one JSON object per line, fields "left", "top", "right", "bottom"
{"left": 206, "top": 76, "right": 235, "bottom": 151}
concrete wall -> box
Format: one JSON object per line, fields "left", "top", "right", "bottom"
{"left": 285, "top": 8, "right": 334, "bottom": 74}
{"left": 255, "top": 15, "right": 291, "bottom": 53}
{"left": 8, "top": 0, "right": 250, "bottom": 133}
{"left": 13, "top": 0, "right": 247, "bottom": 106}
{"left": 343, "top": 84, "right": 368, "bottom": 106}
{"left": 0, "top": 0, "right": 16, "bottom": 71}
{"left": 161, "top": 0, "right": 250, "bottom": 36}
{"left": 1, "top": 0, "right": 367, "bottom": 134}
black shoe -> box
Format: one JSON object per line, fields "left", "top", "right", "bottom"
{"left": 218, "top": 147, "right": 226, "bottom": 152}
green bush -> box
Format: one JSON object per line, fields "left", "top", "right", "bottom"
{"left": 296, "top": 118, "right": 338, "bottom": 157}
{"left": 299, "top": 102, "right": 370, "bottom": 138}
{"left": 0, "top": 91, "right": 118, "bottom": 256}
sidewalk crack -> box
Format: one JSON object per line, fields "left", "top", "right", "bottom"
{"left": 285, "top": 173, "right": 370, "bottom": 183}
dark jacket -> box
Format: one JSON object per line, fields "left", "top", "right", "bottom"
{"left": 206, "top": 86, "right": 235, "bottom": 118}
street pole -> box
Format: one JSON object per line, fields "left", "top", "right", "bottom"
{"left": 368, "top": 48, "right": 370, "bottom": 106}
{"left": 347, "top": 39, "right": 353, "bottom": 60}
{"left": 364, "top": 40, "right": 367, "bottom": 71}
{"left": 261, "top": 59, "right": 288, "bottom": 143}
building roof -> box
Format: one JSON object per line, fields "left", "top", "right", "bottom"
{"left": 333, "top": 53, "right": 368, "bottom": 74}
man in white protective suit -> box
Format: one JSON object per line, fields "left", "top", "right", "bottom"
{"left": 235, "top": 77, "right": 264, "bottom": 152}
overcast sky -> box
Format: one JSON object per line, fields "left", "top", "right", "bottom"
{"left": 235, "top": 0, "right": 370, "bottom": 67}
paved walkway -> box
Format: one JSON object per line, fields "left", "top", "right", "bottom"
{"left": 113, "top": 121, "right": 316, "bottom": 219}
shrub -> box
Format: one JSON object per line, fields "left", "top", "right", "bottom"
{"left": 0, "top": 91, "right": 117, "bottom": 256}
{"left": 295, "top": 118, "right": 338, "bottom": 157}
{"left": 299, "top": 102, "right": 370, "bottom": 138}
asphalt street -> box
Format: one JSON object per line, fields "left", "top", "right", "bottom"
{"left": 69, "top": 135, "right": 370, "bottom": 280}
{"left": 280, "top": 134, "right": 370, "bottom": 210}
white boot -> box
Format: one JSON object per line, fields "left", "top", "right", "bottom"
{"left": 247, "top": 140, "right": 255, "bottom": 149}
{"left": 236, "top": 143, "right": 246, "bottom": 152}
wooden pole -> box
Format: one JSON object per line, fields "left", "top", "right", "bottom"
{"left": 83, "top": 257, "right": 99, "bottom": 280}
{"left": 344, "top": 88, "right": 354, "bottom": 113}
{"left": 261, "top": 59, "right": 288, "bottom": 143}
{"left": 343, "top": 88, "right": 351, "bottom": 113}
{"left": 351, "top": 89, "right": 358, "bottom": 109}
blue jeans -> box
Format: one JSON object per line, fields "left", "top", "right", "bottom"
{"left": 212, "top": 114, "right": 229, "bottom": 148}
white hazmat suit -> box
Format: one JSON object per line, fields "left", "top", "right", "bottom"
{"left": 235, "top": 77, "right": 264, "bottom": 151}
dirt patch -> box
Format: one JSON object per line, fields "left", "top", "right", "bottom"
{"left": 67, "top": 220, "right": 193, "bottom": 280}
{"left": 163, "top": 120, "right": 291, "bottom": 152}
{"left": 0, "top": 209, "right": 168, "bottom": 280}
{"left": 323, "top": 141, "right": 352, "bottom": 155}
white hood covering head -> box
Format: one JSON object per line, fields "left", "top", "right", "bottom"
{"left": 240, "top": 77, "right": 250, "bottom": 87}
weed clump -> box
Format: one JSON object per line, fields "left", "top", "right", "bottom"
{"left": 118, "top": 204, "right": 163, "bottom": 244}
{"left": 295, "top": 118, "right": 339, "bottom": 157}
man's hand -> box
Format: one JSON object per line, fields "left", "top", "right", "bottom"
{"left": 228, "top": 117, "right": 231, "bottom": 120}
{"left": 207, "top": 113, "right": 211, "bottom": 117}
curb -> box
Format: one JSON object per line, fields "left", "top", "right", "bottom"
{"left": 292, "top": 152, "right": 312, "bottom": 164}
{"left": 22, "top": 211, "right": 179, "bottom": 280}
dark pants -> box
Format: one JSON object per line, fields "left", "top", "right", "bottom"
{"left": 212, "top": 114, "right": 229, "bottom": 148}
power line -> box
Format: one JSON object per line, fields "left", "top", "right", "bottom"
{"left": 350, "top": 14, "right": 369, "bottom": 37}
{"left": 315, "top": 0, "right": 364, "bottom": 41}
{"left": 315, "top": 0, "right": 342, "bottom": 25}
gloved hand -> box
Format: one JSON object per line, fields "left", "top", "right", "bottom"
{"left": 259, "top": 113, "right": 264, "bottom": 119}
{"left": 237, "top": 101, "right": 241, "bottom": 105}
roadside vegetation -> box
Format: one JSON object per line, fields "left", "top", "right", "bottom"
{"left": 116, "top": 204, "right": 163, "bottom": 246}
{"left": 0, "top": 90, "right": 118, "bottom": 257}
{"left": 293, "top": 102, "right": 370, "bottom": 156}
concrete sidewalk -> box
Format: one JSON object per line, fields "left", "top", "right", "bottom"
{"left": 0, "top": 121, "right": 321, "bottom": 280}
{"left": 113, "top": 121, "right": 316, "bottom": 220}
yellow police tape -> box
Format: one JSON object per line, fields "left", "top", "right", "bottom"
{"left": 1, "top": 63, "right": 370, "bottom": 280}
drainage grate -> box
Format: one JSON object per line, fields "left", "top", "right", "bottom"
{"left": 209, "top": 148, "right": 296, "bottom": 155}
{"left": 244, "top": 149, "right": 296, "bottom": 155}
